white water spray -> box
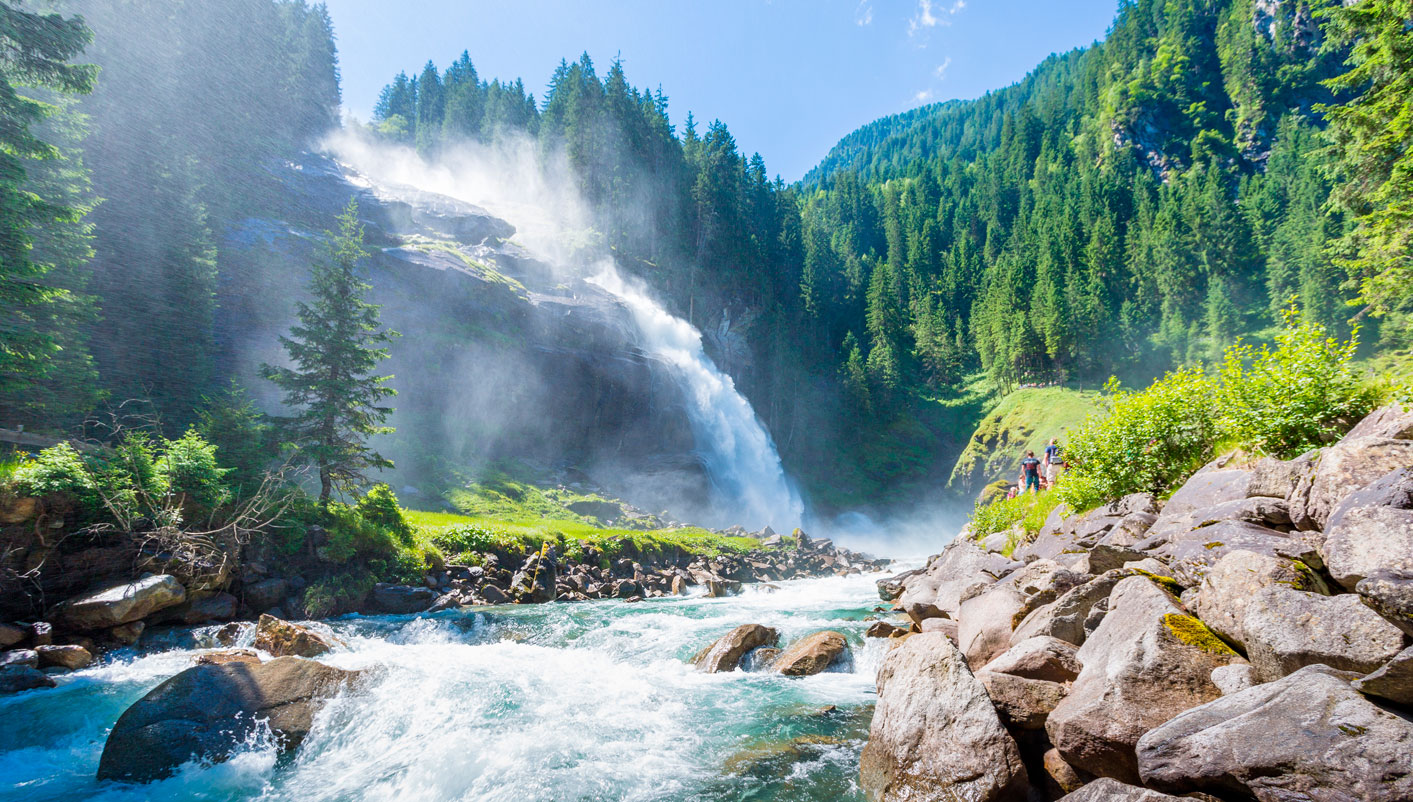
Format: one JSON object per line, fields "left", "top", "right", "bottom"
{"left": 325, "top": 131, "right": 802, "bottom": 530}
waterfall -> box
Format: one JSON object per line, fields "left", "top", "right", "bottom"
{"left": 588, "top": 270, "right": 803, "bottom": 532}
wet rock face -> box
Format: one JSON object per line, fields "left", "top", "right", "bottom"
{"left": 772, "top": 631, "right": 849, "bottom": 676}
{"left": 1136, "top": 665, "right": 1413, "bottom": 801}
{"left": 52, "top": 574, "right": 186, "bottom": 631}
{"left": 97, "top": 657, "right": 361, "bottom": 783}
{"left": 252, "top": 614, "right": 338, "bottom": 658}
{"left": 693, "top": 624, "right": 778, "bottom": 673}
{"left": 370, "top": 583, "right": 438, "bottom": 614}
{"left": 860, "top": 632, "right": 1029, "bottom": 802}
{"left": 0, "top": 665, "right": 55, "bottom": 694}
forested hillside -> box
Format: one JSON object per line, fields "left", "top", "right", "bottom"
{"left": 363, "top": 0, "right": 1411, "bottom": 506}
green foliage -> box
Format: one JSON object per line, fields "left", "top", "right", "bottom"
{"left": 197, "top": 383, "right": 276, "bottom": 498}
{"left": 1217, "top": 308, "right": 1382, "bottom": 457}
{"left": 301, "top": 570, "right": 377, "bottom": 619}
{"left": 356, "top": 483, "right": 413, "bottom": 545}
{"left": 1057, "top": 368, "right": 1220, "bottom": 512}
{"left": 969, "top": 488, "right": 1063, "bottom": 556}
{"left": 11, "top": 443, "right": 98, "bottom": 508}
{"left": 158, "top": 428, "right": 231, "bottom": 511}
{"left": 947, "top": 387, "right": 1101, "bottom": 494}
{"left": 263, "top": 199, "right": 399, "bottom": 502}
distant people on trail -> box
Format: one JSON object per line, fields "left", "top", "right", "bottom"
{"left": 1019, "top": 450, "right": 1042, "bottom": 495}
{"left": 1044, "top": 437, "right": 1063, "bottom": 485}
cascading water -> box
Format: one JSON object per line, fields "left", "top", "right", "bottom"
{"left": 587, "top": 270, "right": 803, "bottom": 532}
{"left": 0, "top": 572, "right": 897, "bottom": 802}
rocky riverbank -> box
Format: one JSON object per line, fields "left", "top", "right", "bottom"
{"left": 865, "top": 402, "right": 1413, "bottom": 801}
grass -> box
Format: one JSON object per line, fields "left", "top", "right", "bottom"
{"left": 947, "top": 386, "right": 1101, "bottom": 498}
{"left": 967, "top": 488, "right": 1065, "bottom": 557}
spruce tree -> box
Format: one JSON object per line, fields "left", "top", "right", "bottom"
{"left": 263, "top": 200, "right": 398, "bottom": 502}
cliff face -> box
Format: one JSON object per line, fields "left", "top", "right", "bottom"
{"left": 216, "top": 153, "right": 711, "bottom": 514}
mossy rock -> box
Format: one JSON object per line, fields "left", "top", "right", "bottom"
{"left": 1162, "top": 613, "right": 1237, "bottom": 656}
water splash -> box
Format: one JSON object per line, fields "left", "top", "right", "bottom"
{"left": 587, "top": 270, "right": 802, "bottom": 531}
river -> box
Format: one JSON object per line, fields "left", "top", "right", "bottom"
{"left": 0, "top": 569, "right": 900, "bottom": 802}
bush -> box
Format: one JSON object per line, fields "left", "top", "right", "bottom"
{"left": 970, "top": 489, "right": 1064, "bottom": 556}
{"left": 197, "top": 383, "right": 276, "bottom": 498}
{"left": 301, "top": 570, "right": 376, "bottom": 618}
{"left": 319, "top": 502, "right": 397, "bottom": 564}
{"left": 12, "top": 443, "right": 101, "bottom": 511}
{"left": 159, "top": 429, "right": 231, "bottom": 511}
{"left": 356, "top": 483, "right": 412, "bottom": 545}
{"left": 1217, "top": 308, "right": 1382, "bottom": 458}
{"left": 1058, "top": 368, "right": 1220, "bottom": 512}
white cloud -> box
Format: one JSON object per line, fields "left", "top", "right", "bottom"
{"left": 913, "top": 89, "right": 935, "bottom": 104}
{"left": 909, "top": 0, "right": 966, "bottom": 35}
{"left": 934, "top": 57, "right": 953, "bottom": 80}
{"left": 856, "top": 0, "right": 874, "bottom": 26}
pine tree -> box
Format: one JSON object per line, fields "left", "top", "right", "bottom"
{"left": 263, "top": 200, "right": 399, "bottom": 502}
{"left": 0, "top": 3, "right": 97, "bottom": 425}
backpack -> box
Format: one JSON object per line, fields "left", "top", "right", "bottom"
{"left": 1049, "top": 447, "right": 1063, "bottom": 465}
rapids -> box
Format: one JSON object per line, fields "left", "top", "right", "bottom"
{"left": 0, "top": 570, "right": 898, "bottom": 802}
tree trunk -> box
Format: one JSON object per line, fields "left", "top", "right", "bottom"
{"left": 319, "top": 467, "right": 332, "bottom": 503}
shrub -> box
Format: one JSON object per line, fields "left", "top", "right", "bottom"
{"left": 12, "top": 443, "right": 101, "bottom": 511}
{"left": 356, "top": 483, "right": 413, "bottom": 545}
{"left": 970, "top": 489, "right": 1064, "bottom": 556}
{"left": 197, "top": 383, "right": 276, "bottom": 498}
{"left": 319, "top": 502, "right": 397, "bottom": 564}
{"left": 1217, "top": 308, "right": 1382, "bottom": 458}
{"left": 159, "top": 429, "right": 231, "bottom": 511}
{"left": 301, "top": 570, "right": 376, "bottom": 618}
{"left": 1058, "top": 368, "right": 1220, "bottom": 512}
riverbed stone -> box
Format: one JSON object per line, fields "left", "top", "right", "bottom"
{"left": 772, "top": 630, "right": 848, "bottom": 676}
{"left": 36, "top": 644, "right": 92, "bottom": 670}
{"left": 1353, "top": 644, "right": 1413, "bottom": 706}
{"left": 859, "top": 631, "right": 1028, "bottom": 802}
{"left": 977, "top": 670, "right": 1068, "bottom": 730}
{"left": 1046, "top": 577, "right": 1240, "bottom": 784}
{"left": 52, "top": 574, "right": 186, "bottom": 631}
{"left": 1056, "top": 778, "right": 1187, "bottom": 801}
{"left": 96, "top": 656, "right": 362, "bottom": 783}
{"left": 1321, "top": 467, "right": 1413, "bottom": 592}
{"left": 252, "top": 614, "right": 337, "bottom": 658}
{"left": 0, "top": 664, "right": 55, "bottom": 694}
{"left": 693, "top": 624, "right": 778, "bottom": 673}
{"left": 370, "top": 583, "right": 438, "bottom": 614}
{"left": 1240, "top": 586, "right": 1405, "bottom": 682}
{"left": 0, "top": 648, "right": 37, "bottom": 668}
{"left": 1136, "top": 664, "right": 1413, "bottom": 801}
{"left": 983, "top": 636, "right": 1081, "bottom": 683}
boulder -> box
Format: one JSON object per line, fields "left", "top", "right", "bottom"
{"left": 1189, "top": 549, "right": 1325, "bottom": 645}
{"left": 0, "top": 648, "right": 37, "bottom": 668}
{"left": 705, "top": 578, "right": 742, "bottom": 597}
{"left": 919, "top": 617, "right": 958, "bottom": 643}
{"left": 370, "top": 583, "right": 438, "bottom": 614}
{"left": 480, "top": 585, "right": 509, "bottom": 605}
{"left": 242, "top": 578, "right": 288, "bottom": 612}
{"left": 865, "top": 621, "right": 908, "bottom": 639}
{"left": 1239, "top": 586, "right": 1405, "bottom": 682}
{"left": 1045, "top": 577, "right": 1241, "bottom": 784}
{"left": 1344, "top": 402, "right": 1413, "bottom": 441}
{"left": 1142, "top": 496, "right": 1293, "bottom": 550}
{"left": 1055, "top": 778, "right": 1187, "bottom": 801}
{"left": 36, "top": 644, "right": 92, "bottom": 670}
{"left": 0, "top": 622, "right": 25, "bottom": 648}
{"left": 195, "top": 649, "right": 261, "bottom": 666}
{"left": 509, "top": 552, "right": 557, "bottom": 604}
{"left": 1209, "top": 664, "right": 1256, "bottom": 696}
{"left": 0, "top": 664, "right": 55, "bottom": 694}
{"left": 1158, "top": 459, "right": 1251, "bottom": 522}
{"left": 1353, "top": 643, "right": 1413, "bottom": 706}
{"left": 1304, "top": 437, "right": 1413, "bottom": 528}
{"left": 958, "top": 559, "right": 1088, "bottom": 667}
{"left": 1011, "top": 568, "right": 1154, "bottom": 648}
{"left": 977, "top": 670, "right": 1068, "bottom": 730}
{"left": 1157, "top": 520, "right": 1294, "bottom": 588}
{"left": 1247, "top": 452, "right": 1317, "bottom": 500}
{"left": 1084, "top": 543, "right": 1148, "bottom": 574}
{"left": 982, "top": 636, "right": 1081, "bottom": 683}
{"left": 1136, "top": 664, "right": 1413, "bottom": 801}
{"left": 693, "top": 624, "right": 778, "bottom": 673}
{"left": 252, "top": 614, "right": 338, "bottom": 658}
{"left": 1357, "top": 569, "right": 1413, "bottom": 637}
{"left": 1321, "top": 467, "right": 1413, "bottom": 592}
{"left": 96, "top": 656, "right": 361, "bottom": 783}
{"left": 897, "top": 540, "right": 1019, "bottom": 624}
{"left": 1043, "top": 748, "right": 1089, "bottom": 796}
{"left": 772, "top": 631, "right": 849, "bottom": 676}
{"left": 52, "top": 574, "right": 186, "bottom": 631}
{"left": 859, "top": 632, "right": 1029, "bottom": 802}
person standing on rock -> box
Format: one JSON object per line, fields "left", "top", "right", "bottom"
{"left": 1019, "top": 451, "right": 1042, "bottom": 495}
{"left": 1044, "top": 437, "right": 1062, "bottom": 485}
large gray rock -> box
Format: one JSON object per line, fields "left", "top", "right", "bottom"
{"left": 1056, "top": 778, "right": 1187, "bottom": 801}
{"left": 509, "top": 552, "right": 557, "bottom": 604}
{"left": 1142, "top": 496, "right": 1292, "bottom": 549}
{"left": 52, "top": 575, "right": 186, "bottom": 631}
{"left": 977, "top": 670, "right": 1068, "bottom": 730}
{"left": 242, "top": 578, "right": 288, "bottom": 612}
{"left": 983, "top": 636, "right": 1082, "bottom": 683}
{"left": 97, "top": 657, "right": 361, "bottom": 782}
{"left": 1046, "top": 577, "right": 1241, "bottom": 784}
{"left": 1240, "top": 586, "right": 1406, "bottom": 682}
{"left": 370, "top": 583, "right": 437, "bottom": 614}
{"left": 1344, "top": 402, "right": 1413, "bottom": 441}
{"left": 860, "top": 632, "right": 1028, "bottom": 802}
{"left": 772, "top": 630, "right": 849, "bottom": 676}
{"left": 1304, "top": 437, "right": 1413, "bottom": 528}
{"left": 876, "top": 567, "right": 923, "bottom": 602}
{"left": 0, "top": 664, "right": 55, "bottom": 694}
{"left": 1357, "top": 569, "right": 1413, "bottom": 637}
{"left": 1189, "top": 549, "right": 1325, "bottom": 646}
{"left": 1247, "top": 452, "right": 1318, "bottom": 501}
{"left": 1136, "top": 664, "right": 1413, "bottom": 801}
{"left": 1321, "top": 467, "right": 1413, "bottom": 592}
{"left": 958, "top": 559, "right": 1088, "bottom": 667}
{"left": 1157, "top": 520, "right": 1294, "bottom": 588}
{"left": 1157, "top": 458, "right": 1251, "bottom": 522}
{"left": 693, "top": 624, "right": 778, "bottom": 673}
{"left": 1011, "top": 568, "right": 1173, "bottom": 648}
{"left": 1354, "top": 644, "right": 1413, "bottom": 706}
{"left": 897, "top": 540, "right": 1019, "bottom": 623}
{"left": 1015, "top": 494, "right": 1156, "bottom": 566}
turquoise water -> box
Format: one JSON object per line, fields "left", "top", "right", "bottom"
{"left": 0, "top": 570, "right": 896, "bottom": 802}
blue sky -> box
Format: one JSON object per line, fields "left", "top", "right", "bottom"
{"left": 322, "top": 0, "right": 1120, "bottom": 181}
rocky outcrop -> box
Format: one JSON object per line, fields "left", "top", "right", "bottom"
{"left": 958, "top": 559, "right": 1088, "bottom": 667}
{"left": 693, "top": 624, "right": 778, "bottom": 673}
{"left": 1354, "top": 644, "right": 1413, "bottom": 705}
{"left": 1136, "top": 664, "right": 1413, "bottom": 801}
{"left": 860, "top": 632, "right": 1028, "bottom": 802}
{"left": 1321, "top": 467, "right": 1413, "bottom": 591}
{"left": 252, "top": 614, "right": 338, "bottom": 658}
{"left": 1045, "top": 577, "right": 1241, "bottom": 784}
{"left": 96, "top": 656, "right": 361, "bottom": 782}
{"left": 896, "top": 540, "right": 1018, "bottom": 624}
{"left": 51, "top": 574, "right": 186, "bottom": 631}
{"left": 36, "top": 644, "right": 92, "bottom": 670}
{"left": 771, "top": 630, "right": 849, "bottom": 675}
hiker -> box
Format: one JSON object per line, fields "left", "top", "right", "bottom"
{"left": 1019, "top": 450, "right": 1042, "bottom": 495}
{"left": 1044, "top": 437, "right": 1063, "bottom": 484}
